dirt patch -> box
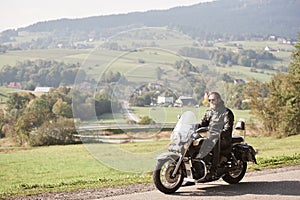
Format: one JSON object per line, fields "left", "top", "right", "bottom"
{"left": 0, "top": 138, "right": 20, "bottom": 148}
{"left": 6, "top": 183, "right": 155, "bottom": 200}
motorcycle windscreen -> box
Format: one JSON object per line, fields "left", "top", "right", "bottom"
{"left": 170, "top": 111, "right": 197, "bottom": 149}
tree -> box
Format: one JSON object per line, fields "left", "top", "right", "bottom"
{"left": 29, "top": 118, "right": 77, "bottom": 146}
{"left": 156, "top": 67, "right": 163, "bottom": 80}
{"left": 244, "top": 80, "right": 271, "bottom": 133}
{"left": 221, "top": 73, "right": 234, "bottom": 83}
{"left": 0, "top": 109, "right": 5, "bottom": 137}
{"left": 6, "top": 93, "right": 33, "bottom": 119}
{"left": 95, "top": 95, "right": 112, "bottom": 116}
{"left": 289, "top": 35, "right": 300, "bottom": 77}
{"left": 46, "top": 68, "right": 61, "bottom": 87}
{"left": 256, "top": 69, "right": 298, "bottom": 136}
{"left": 245, "top": 34, "right": 300, "bottom": 136}
{"left": 13, "top": 96, "right": 54, "bottom": 145}
{"left": 282, "top": 34, "right": 300, "bottom": 135}
{"left": 224, "top": 83, "right": 244, "bottom": 110}
{"left": 53, "top": 99, "right": 73, "bottom": 118}
{"left": 193, "top": 77, "right": 206, "bottom": 103}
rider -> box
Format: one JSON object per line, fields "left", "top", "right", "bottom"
{"left": 183, "top": 92, "right": 235, "bottom": 186}
{"left": 197, "top": 91, "right": 234, "bottom": 154}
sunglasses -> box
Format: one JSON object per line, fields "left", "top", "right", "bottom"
{"left": 208, "top": 99, "right": 216, "bottom": 102}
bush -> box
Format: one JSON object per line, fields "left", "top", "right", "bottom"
{"left": 138, "top": 116, "right": 155, "bottom": 125}
{"left": 29, "top": 118, "right": 79, "bottom": 146}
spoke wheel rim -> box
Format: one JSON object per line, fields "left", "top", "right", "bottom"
{"left": 229, "top": 161, "right": 243, "bottom": 178}
{"left": 160, "top": 161, "right": 181, "bottom": 189}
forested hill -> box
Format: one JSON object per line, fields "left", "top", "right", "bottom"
{"left": 17, "top": 0, "right": 300, "bottom": 39}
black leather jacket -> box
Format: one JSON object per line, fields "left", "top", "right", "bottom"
{"left": 197, "top": 103, "right": 234, "bottom": 149}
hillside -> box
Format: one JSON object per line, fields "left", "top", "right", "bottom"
{"left": 1, "top": 0, "right": 300, "bottom": 42}
{"left": 0, "top": 0, "right": 297, "bottom": 97}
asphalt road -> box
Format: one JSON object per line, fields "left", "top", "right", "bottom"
{"left": 103, "top": 165, "right": 300, "bottom": 200}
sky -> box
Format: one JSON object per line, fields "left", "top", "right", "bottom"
{"left": 0, "top": 0, "right": 213, "bottom": 31}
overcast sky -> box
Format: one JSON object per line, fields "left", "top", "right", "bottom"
{"left": 0, "top": 0, "right": 213, "bottom": 31}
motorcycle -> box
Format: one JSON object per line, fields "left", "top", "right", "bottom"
{"left": 153, "top": 111, "right": 257, "bottom": 194}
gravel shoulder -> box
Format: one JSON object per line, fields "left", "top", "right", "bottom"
{"left": 7, "top": 165, "right": 300, "bottom": 200}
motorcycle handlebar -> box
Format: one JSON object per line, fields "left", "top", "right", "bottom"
{"left": 196, "top": 127, "right": 209, "bottom": 133}
{"left": 192, "top": 127, "right": 208, "bottom": 140}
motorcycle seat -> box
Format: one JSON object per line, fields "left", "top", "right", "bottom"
{"left": 232, "top": 136, "right": 244, "bottom": 144}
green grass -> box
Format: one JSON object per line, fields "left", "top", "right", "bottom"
{"left": 0, "top": 145, "right": 152, "bottom": 198}
{"left": 187, "top": 58, "right": 275, "bottom": 82}
{"left": 90, "top": 106, "right": 252, "bottom": 127}
{"left": 246, "top": 135, "right": 300, "bottom": 158}
{"left": 0, "top": 49, "right": 91, "bottom": 64}
{"left": 1, "top": 39, "right": 291, "bottom": 83}
{"left": 131, "top": 106, "right": 252, "bottom": 123}
{"left": 0, "top": 134, "right": 300, "bottom": 198}
{"left": 246, "top": 135, "right": 300, "bottom": 170}
{"left": 216, "top": 40, "right": 295, "bottom": 52}
{"left": 216, "top": 64, "right": 274, "bottom": 82}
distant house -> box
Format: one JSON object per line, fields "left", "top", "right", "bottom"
{"left": 8, "top": 82, "right": 22, "bottom": 89}
{"left": 264, "top": 46, "right": 271, "bottom": 51}
{"left": 34, "top": 87, "right": 52, "bottom": 93}
{"left": 264, "top": 46, "right": 279, "bottom": 52}
{"left": 157, "top": 96, "right": 174, "bottom": 105}
{"left": 57, "top": 43, "right": 63, "bottom": 48}
{"left": 269, "top": 35, "right": 276, "bottom": 41}
{"left": 174, "top": 96, "right": 197, "bottom": 107}
{"left": 234, "top": 79, "right": 246, "bottom": 85}
{"left": 148, "top": 82, "right": 161, "bottom": 90}
{"left": 277, "top": 37, "right": 287, "bottom": 44}
{"left": 233, "top": 46, "right": 244, "bottom": 53}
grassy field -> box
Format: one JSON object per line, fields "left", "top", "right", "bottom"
{"left": 0, "top": 38, "right": 293, "bottom": 83}
{"left": 129, "top": 106, "right": 251, "bottom": 123}
{"left": 0, "top": 49, "right": 92, "bottom": 67}
{"left": 0, "top": 134, "right": 299, "bottom": 198}
{"left": 94, "top": 106, "right": 252, "bottom": 127}
{"left": 0, "top": 144, "right": 152, "bottom": 198}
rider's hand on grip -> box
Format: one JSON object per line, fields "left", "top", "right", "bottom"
{"left": 192, "top": 132, "right": 200, "bottom": 140}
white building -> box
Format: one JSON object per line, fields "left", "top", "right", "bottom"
{"left": 34, "top": 87, "right": 52, "bottom": 93}
{"left": 157, "top": 96, "right": 174, "bottom": 105}
{"left": 174, "top": 96, "right": 197, "bottom": 107}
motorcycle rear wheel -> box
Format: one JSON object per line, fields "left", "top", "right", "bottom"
{"left": 153, "top": 158, "right": 184, "bottom": 194}
{"left": 222, "top": 160, "right": 247, "bottom": 184}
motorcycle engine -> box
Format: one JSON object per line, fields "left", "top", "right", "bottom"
{"left": 192, "top": 160, "right": 206, "bottom": 180}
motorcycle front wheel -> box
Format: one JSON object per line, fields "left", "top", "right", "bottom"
{"left": 222, "top": 160, "right": 247, "bottom": 184}
{"left": 153, "top": 158, "right": 184, "bottom": 194}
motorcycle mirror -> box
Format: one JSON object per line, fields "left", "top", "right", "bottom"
{"left": 235, "top": 120, "right": 245, "bottom": 130}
